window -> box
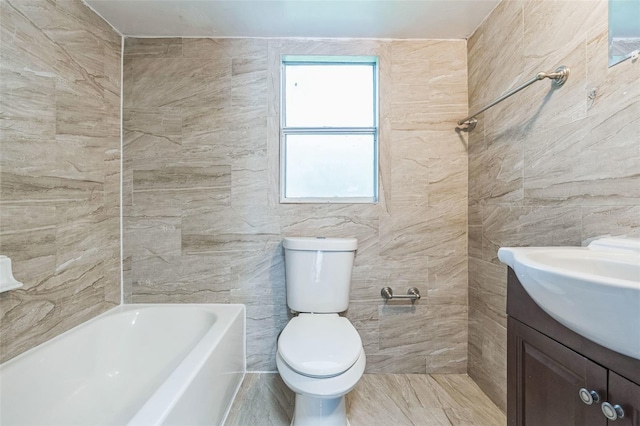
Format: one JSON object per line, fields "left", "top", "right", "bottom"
{"left": 280, "top": 56, "right": 379, "bottom": 203}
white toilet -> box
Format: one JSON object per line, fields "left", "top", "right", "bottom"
{"left": 277, "top": 237, "right": 366, "bottom": 426}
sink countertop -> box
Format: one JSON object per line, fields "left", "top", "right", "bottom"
{"left": 498, "top": 236, "right": 640, "bottom": 361}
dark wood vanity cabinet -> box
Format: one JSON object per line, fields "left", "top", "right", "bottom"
{"left": 508, "top": 318, "right": 608, "bottom": 426}
{"left": 608, "top": 373, "right": 640, "bottom": 426}
{"left": 507, "top": 269, "right": 640, "bottom": 426}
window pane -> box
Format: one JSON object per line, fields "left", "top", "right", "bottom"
{"left": 285, "top": 64, "right": 374, "bottom": 128}
{"left": 285, "top": 134, "right": 375, "bottom": 198}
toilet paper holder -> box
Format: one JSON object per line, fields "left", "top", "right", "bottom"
{"left": 380, "top": 287, "right": 420, "bottom": 301}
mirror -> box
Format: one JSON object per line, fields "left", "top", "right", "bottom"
{"left": 609, "top": 0, "right": 640, "bottom": 67}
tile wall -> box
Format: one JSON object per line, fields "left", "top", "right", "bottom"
{"left": 467, "top": 0, "right": 640, "bottom": 410}
{"left": 123, "top": 38, "right": 470, "bottom": 372}
{"left": 0, "top": 0, "right": 122, "bottom": 363}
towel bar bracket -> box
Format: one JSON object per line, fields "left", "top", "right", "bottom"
{"left": 457, "top": 65, "right": 570, "bottom": 132}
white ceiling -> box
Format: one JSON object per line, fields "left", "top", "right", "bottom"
{"left": 85, "top": 0, "right": 501, "bottom": 39}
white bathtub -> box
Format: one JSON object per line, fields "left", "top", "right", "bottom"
{"left": 0, "top": 304, "right": 245, "bottom": 426}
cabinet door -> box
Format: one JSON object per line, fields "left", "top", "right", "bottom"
{"left": 508, "top": 318, "right": 608, "bottom": 426}
{"left": 607, "top": 372, "right": 640, "bottom": 426}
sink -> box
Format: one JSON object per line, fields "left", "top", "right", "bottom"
{"left": 498, "top": 237, "right": 640, "bottom": 361}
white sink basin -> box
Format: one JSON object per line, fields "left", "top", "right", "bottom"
{"left": 498, "top": 237, "right": 640, "bottom": 361}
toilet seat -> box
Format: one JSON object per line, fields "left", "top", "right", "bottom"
{"left": 278, "top": 314, "right": 362, "bottom": 378}
{"left": 276, "top": 348, "right": 366, "bottom": 399}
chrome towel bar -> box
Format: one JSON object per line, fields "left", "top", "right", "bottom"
{"left": 381, "top": 287, "right": 421, "bottom": 301}
{"left": 457, "top": 65, "right": 570, "bottom": 132}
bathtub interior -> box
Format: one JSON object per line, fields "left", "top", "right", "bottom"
{"left": 0, "top": 305, "right": 242, "bottom": 426}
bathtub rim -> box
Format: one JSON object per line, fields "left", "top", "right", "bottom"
{"left": 1, "top": 303, "right": 247, "bottom": 426}
{"left": 0, "top": 303, "right": 246, "bottom": 368}
{"left": 127, "top": 303, "right": 246, "bottom": 425}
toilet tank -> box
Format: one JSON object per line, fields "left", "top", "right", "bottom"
{"left": 283, "top": 237, "right": 357, "bottom": 313}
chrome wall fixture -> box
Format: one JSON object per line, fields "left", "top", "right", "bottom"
{"left": 380, "top": 287, "right": 421, "bottom": 301}
{"left": 457, "top": 65, "right": 570, "bottom": 132}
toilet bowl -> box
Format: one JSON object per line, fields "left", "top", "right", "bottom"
{"left": 277, "top": 237, "right": 364, "bottom": 426}
{"left": 276, "top": 237, "right": 367, "bottom": 426}
{"left": 277, "top": 314, "right": 366, "bottom": 425}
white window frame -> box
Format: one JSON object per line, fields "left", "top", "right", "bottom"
{"left": 280, "top": 55, "right": 379, "bottom": 204}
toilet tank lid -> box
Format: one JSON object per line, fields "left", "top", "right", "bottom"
{"left": 283, "top": 237, "right": 357, "bottom": 251}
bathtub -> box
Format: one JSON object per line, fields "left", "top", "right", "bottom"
{"left": 0, "top": 304, "right": 245, "bottom": 426}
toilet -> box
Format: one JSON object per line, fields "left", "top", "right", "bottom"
{"left": 277, "top": 237, "right": 365, "bottom": 426}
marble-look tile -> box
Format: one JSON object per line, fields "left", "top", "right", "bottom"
{"left": 0, "top": 66, "right": 57, "bottom": 141}
{"left": 182, "top": 233, "right": 281, "bottom": 256}
{"left": 481, "top": 205, "right": 582, "bottom": 265}
{"left": 429, "top": 156, "right": 467, "bottom": 206}
{"left": 133, "top": 165, "right": 230, "bottom": 193}
{"left": 469, "top": 225, "right": 483, "bottom": 260}
{"left": 523, "top": 106, "right": 640, "bottom": 206}
{"left": 468, "top": 258, "right": 507, "bottom": 328}
{"left": 466, "top": 113, "right": 485, "bottom": 156}
{"left": 365, "top": 352, "right": 429, "bottom": 375}
{"left": 581, "top": 206, "right": 640, "bottom": 240}
{"left": 1, "top": 139, "right": 105, "bottom": 204}
{"left": 124, "top": 38, "right": 183, "bottom": 58}
{"left": 468, "top": 126, "right": 524, "bottom": 205}
{"left": 522, "top": 1, "right": 604, "bottom": 66}
{"left": 490, "top": 33, "right": 588, "bottom": 137}
{"left": 231, "top": 167, "right": 269, "bottom": 208}
{"left": 245, "top": 304, "right": 293, "bottom": 371}
{"left": 344, "top": 304, "right": 379, "bottom": 355}
{"left": 123, "top": 107, "right": 182, "bottom": 167}
{"left": 468, "top": 202, "right": 482, "bottom": 227}
{"left": 181, "top": 105, "right": 267, "bottom": 163}
{"left": 0, "top": 205, "right": 56, "bottom": 287}
{"left": 422, "top": 306, "right": 468, "bottom": 374}
{"left": 586, "top": 22, "right": 640, "bottom": 120}
{"left": 228, "top": 247, "right": 286, "bottom": 306}
{"left": 125, "top": 216, "right": 181, "bottom": 260}
{"left": 427, "top": 233, "right": 467, "bottom": 306}
{"left": 182, "top": 38, "right": 267, "bottom": 60}
{"left": 227, "top": 374, "right": 506, "bottom": 426}
{"left": 281, "top": 214, "right": 379, "bottom": 250}
{"left": 379, "top": 199, "right": 466, "bottom": 260}
{"left": 225, "top": 374, "right": 294, "bottom": 426}
{"left": 467, "top": 0, "right": 524, "bottom": 112}
{"left": 131, "top": 253, "right": 233, "bottom": 302}
{"left": 390, "top": 40, "right": 467, "bottom": 131}
{"left": 0, "top": 0, "right": 121, "bottom": 364}
{"left": 131, "top": 165, "right": 231, "bottom": 217}
{"left": 183, "top": 206, "right": 280, "bottom": 235}
{"left": 390, "top": 129, "right": 469, "bottom": 160}
{"left": 431, "top": 374, "right": 507, "bottom": 426}
{"left": 467, "top": 0, "right": 639, "bottom": 410}
{"left": 127, "top": 57, "right": 230, "bottom": 109}
{"left": 468, "top": 307, "right": 507, "bottom": 413}
{"left": 123, "top": 36, "right": 469, "bottom": 372}
{"left": 378, "top": 304, "right": 467, "bottom": 374}
{"left": 390, "top": 153, "right": 430, "bottom": 207}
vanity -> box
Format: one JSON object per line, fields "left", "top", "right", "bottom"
{"left": 499, "top": 238, "right": 640, "bottom": 425}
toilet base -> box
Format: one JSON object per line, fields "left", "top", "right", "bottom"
{"left": 291, "top": 394, "right": 349, "bottom": 426}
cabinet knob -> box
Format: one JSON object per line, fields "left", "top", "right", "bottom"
{"left": 578, "top": 388, "right": 600, "bottom": 405}
{"left": 601, "top": 402, "right": 625, "bottom": 421}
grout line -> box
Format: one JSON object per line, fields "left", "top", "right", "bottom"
{"left": 119, "top": 35, "right": 124, "bottom": 306}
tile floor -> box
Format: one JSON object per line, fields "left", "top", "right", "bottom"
{"left": 225, "top": 373, "right": 506, "bottom": 426}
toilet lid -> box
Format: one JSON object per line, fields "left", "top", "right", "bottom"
{"left": 278, "top": 314, "right": 362, "bottom": 378}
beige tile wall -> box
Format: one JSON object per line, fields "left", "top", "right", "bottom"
{"left": 0, "top": 0, "right": 122, "bottom": 363}
{"left": 467, "top": 0, "right": 640, "bottom": 411}
{"left": 123, "top": 37, "right": 469, "bottom": 372}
